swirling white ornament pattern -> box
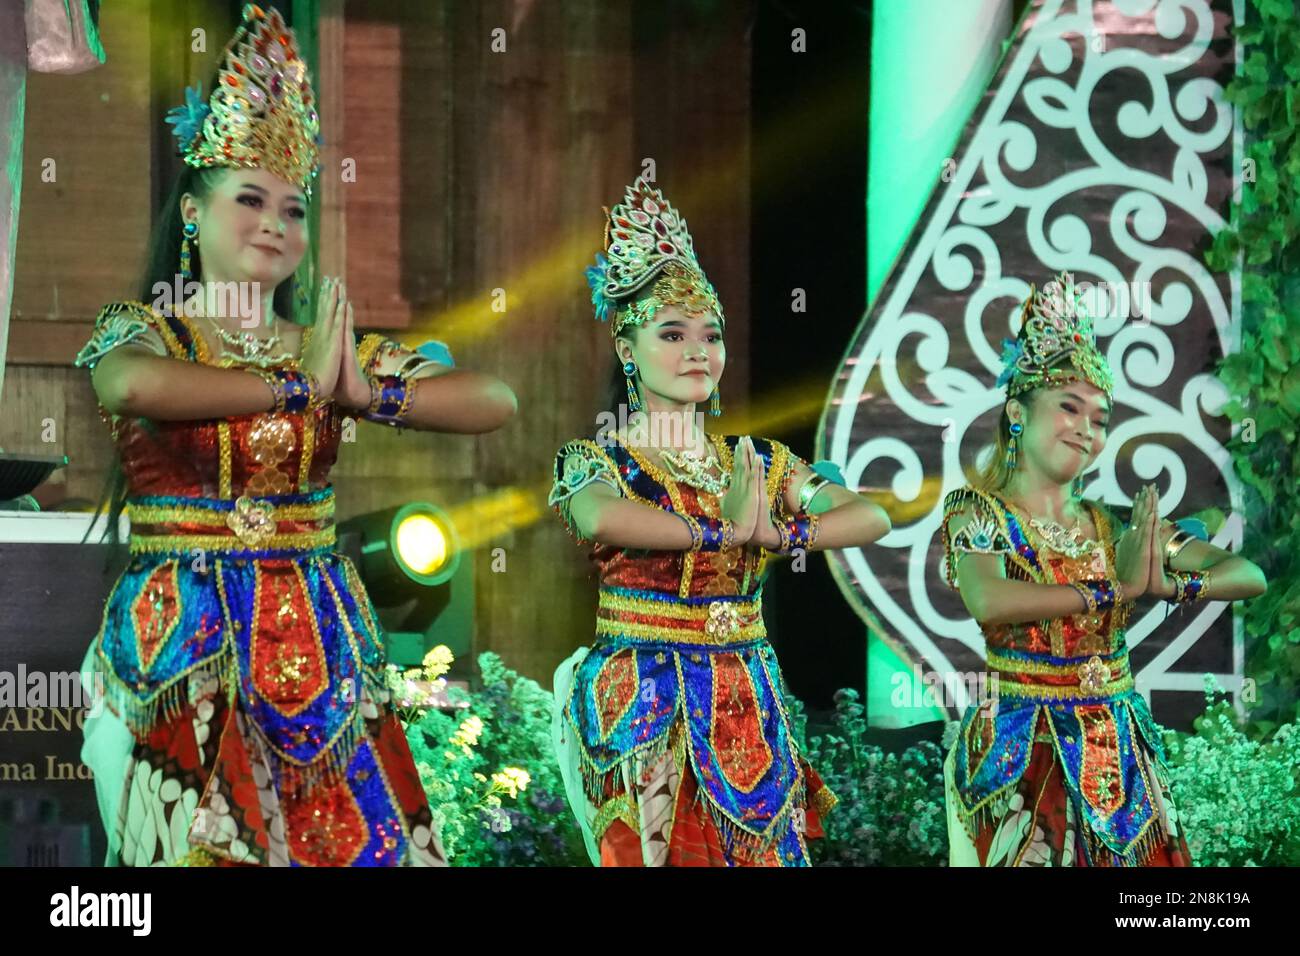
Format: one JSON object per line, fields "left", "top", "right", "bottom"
{"left": 820, "top": 0, "right": 1242, "bottom": 715}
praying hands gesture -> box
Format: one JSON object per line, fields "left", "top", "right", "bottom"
{"left": 299, "top": 274, "right": 369, "bottom": 409}
{"left": 718, "top": 436, "right": 795, "bottom": 550}
{"left": 720, "top": 436, "right": 766, "bottom": 546}
{"left": 1114, "top": 483, "right": 1160, "bottom": 601}
{"left": 322, "top": 276, "right": 371, "bottom": 410}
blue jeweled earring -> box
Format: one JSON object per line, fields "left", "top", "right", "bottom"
{"left": 1006, "top": 420, "right": 1023, "bottom": 470}
{"left": 709, "top": 385, "right": 722, "bottom": 417}
{"left": 623, "top": 360, "right": 641, "bottom": 413}
{"left": 180, "top": 221, "right": 199, "bottom": 281}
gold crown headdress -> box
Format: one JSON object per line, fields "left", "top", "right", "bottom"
{"left": 997, "top": 271, "right": 1113, "bottom": 398}
{"left": 585, "top": 177, "right": 724, "bottom": 337}
{"left": 165, "top": 4, "right": 321, "bottom": 196}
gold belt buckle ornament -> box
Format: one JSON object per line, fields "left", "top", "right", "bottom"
{"left": 705, "top": 601, "right": 741, "bottom": 643}
{"left": 227, "top": 495, "right": 276, "bottom": 547}
{"left": 1078, "top": 655, "right": 1110, "bottom": 694}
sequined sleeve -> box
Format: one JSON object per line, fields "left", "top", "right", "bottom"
{"left": 769, "top": 439, "right": 810, "bottom": 502}
{"left": 549, "top": 440, "right": 622, "bottom": 542}
{"left": 940, "top": 486, "right": 1014, "bottom": 590}
{"left": 73, "top": 301, "right": 169, "bottom": 370}
{"left": 358, "top": 332, "right": 452, "bottom": 380}
{"left": 768, "top": 439, "right": 844, "bottom": 514}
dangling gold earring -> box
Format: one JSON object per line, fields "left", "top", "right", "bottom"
{"left": 623, "top": 360, "right": 641, "bottom": 413}
{"left": 1071, "top": 473, "right": 1086, "bottom": 498}
{"left": 1005, "top": 420, "right": 1023, "bottom": 470}
{"left": 180, "top": 220, "right": 199, "bottom": 281}
{"left": 709, "top": 385, "right": 721, "bottom": 417}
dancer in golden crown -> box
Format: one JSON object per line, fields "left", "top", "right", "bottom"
{"left": 75, "top": 5, "right": 516, "bottom": 866}
{"left": 940, "top": 272, "right": 1266, "bottom": 866}
{"left": 549, "top": 176, "right": 891, "bottom": 866}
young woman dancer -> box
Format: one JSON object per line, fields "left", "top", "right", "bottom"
{"left": 549, "top": 176, "right": 891, "bottom": 866}
{"left": 941, "top": 272, "right": 1267, "bottom": 866}
{"left": 74, "top": 5, "right": 516, "bottom": 866}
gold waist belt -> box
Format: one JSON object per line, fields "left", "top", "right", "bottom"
{"left": 986, "top": 648, "right": 1134, "bottom": 701}
{"left": 127, "top": 490, "right": 335, "bottom": 556}
{"left": 595, "top": 588, "right": 766, "bottom": 647}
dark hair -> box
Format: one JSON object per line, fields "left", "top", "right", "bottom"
{"left": 81, "top": 161, "right": 316, "bottom": 565}
{"left": 597, "top": 328, "right": 637, "bottom": 429}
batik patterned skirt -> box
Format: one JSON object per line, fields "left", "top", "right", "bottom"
{"left": 944, "top": 708, "right": 1191, "bottom": 867}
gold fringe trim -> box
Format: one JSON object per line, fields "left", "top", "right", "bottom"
{"left": 592, "top": 793, "right": 638, "bottom": 843}
{"left": 953, "top": 770, "right": 1174, "bottom": 867}
{"left": 127, "top": 499, "right": 334, "bottom": 525}
{"left": 129, "top": 527, "right": 335, "bottom": 554}
{"left": 993, "top": 673, "right": 1136, "bottom": 702}
{"left": 240, "top": 666, "right": 389, "bottom": 797}
{"left": 570, "top": 713, "right": 810, "bottom": 862}
{"left": 596, "top": 589, "right": 767, "bottom": 645}
{"left": 103, "top": 645, "right": 386, "bottom": 800}
{"left": 100, "top": 650, "right": 231, "bottom": 740}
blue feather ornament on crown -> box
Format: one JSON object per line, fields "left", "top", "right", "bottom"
{"left": 995, "top": 337, "right": 1023, "bottom": 387}
{"left": 586, "top": 177, "right": 724, "bottom": 337}
{"left": 586, "top": 253, "right": 617, "bottom": 325}
{"left": 164, "top": 84, "right": 212, "bottom": 149}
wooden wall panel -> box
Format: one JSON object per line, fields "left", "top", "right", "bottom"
{"left": 3, "top": 0, "right": 754, "bottom": 690}
{"left": 11, "top": 0, "right": 156, "bottom": 324}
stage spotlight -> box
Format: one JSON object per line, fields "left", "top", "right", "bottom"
{"left": 389, "top": 504, "right": 461, "bottom": 585}
{"left": 337, "top": 502, "right": 473, "bottom": 671}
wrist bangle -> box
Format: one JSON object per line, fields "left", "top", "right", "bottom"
{"left": 691, "top": 516, "right": 734, "bottom": 552}
{"left": 1170, "top": 569, "right": 1209, "bottom": 604}
{"left": 1068, "top": 582, "right": 1094, "bottom": 613}
{"left": 775, "top": 512, "right": 819, "bottom": 554}
{"left": 796, "top": 474, "right": 831, "bottom": 513}
{"left": 365, "top": 373, "right": 418, "bottom": 426}
{"left": 676, "top": 513, "right": 704, "bottom": 551}
{"left": 1164, "top": 529, "right": 1194, "bottom": 567}
{"left": 1072, "top": 579, "right": 1117, "bottom": 613}
{"left": 254, "top": 368, "right": 320, "bottom": 414}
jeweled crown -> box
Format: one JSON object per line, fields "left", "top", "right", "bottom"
{"left": 585, "top": 177, "right": 724, "bottom": 337}
{"left": 165, "top": 4, "right": 321, "bottom": 196}
{"left": 997, "top": 271, "right": 1113, "bottom": 398}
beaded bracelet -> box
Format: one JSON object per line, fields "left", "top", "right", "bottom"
{"left": 254, "top": 368, "right": 321, "bottom": 414}
{"left": 675, "top": 513, "right": 704, "bottom": 551}
{"left": 1170, "top": 569, "right": 1209, "bottom": 604}
{"left": 1067, "top": 582, "right": 1096, "bottom": 613}
{"left": 365, "top": 374, "right": 419, "bottom": 427}
{"left": 1069, "top": 578, "right": 1122, "bottom": 613}
{"left": 775, "top": 513, "right": 820, "bottom": 554}
{"left": 674, "top": 513, "right": 735, "bottom": 552}
{"left": 694, "top": 516, "right": 735, "bottom": 552}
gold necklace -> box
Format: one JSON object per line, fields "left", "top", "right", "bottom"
{"left": 659, "top": 442, "right": 730, "bottom": 495}
{"left": 1026, "top": 509, "right": 1099, "bottom": 560}
{"left": 203, "top": 314, "right": 294, "bottom": 368}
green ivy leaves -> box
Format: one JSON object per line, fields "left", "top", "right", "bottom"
{"left": 1203, "top": 0, "right": 1300, "bottom": 732}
